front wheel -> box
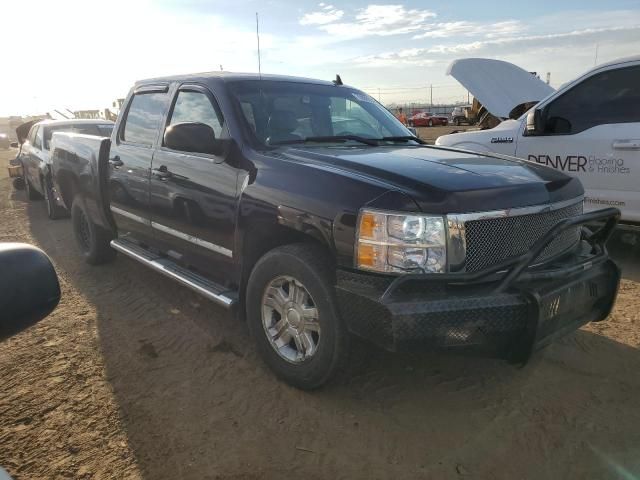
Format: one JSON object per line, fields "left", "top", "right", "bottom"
{"left": 71, "top": 194, "right": 116, "bottom": 265}
{"left": 246, "top": 244, "right": 349, "bottom": 390}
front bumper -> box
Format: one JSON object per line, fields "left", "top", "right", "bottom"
{"left": 336, "top": 208, "right": 621, "bottom": 362}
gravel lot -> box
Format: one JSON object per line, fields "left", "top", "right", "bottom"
{"left": 1, "top": 146, "right": 640, "bottom": 480}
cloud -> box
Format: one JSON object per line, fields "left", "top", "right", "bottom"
{"left": 300, "top": 4, "right": 344, "bottom": 25}
{"left": 300, "top": 4, "right": 437, "bottom": 39}
{"left": 354, "top": 24, "right": 640, "bottom": 66}
{"left": 413, "top": 20, "right": 524, "bottom": 39}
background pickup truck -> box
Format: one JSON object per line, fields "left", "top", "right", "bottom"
{"left": 436, "top": 55, "right": 640, "bottom": 225}
{"left": 51, "top": 72, "right": 621, "bottom": 389}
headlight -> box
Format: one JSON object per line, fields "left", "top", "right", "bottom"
{"left": 356, "top": 209, "right": 446, "bottom": 274}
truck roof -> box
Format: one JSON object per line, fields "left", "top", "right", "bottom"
{"left": 135, "top": 71, "right": 340, "bottom": 88}
{"left": 596, "top": 54, "right": 640, "bottom": 70}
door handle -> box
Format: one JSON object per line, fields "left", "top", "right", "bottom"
{"left": 612, "top": 140, "right": 640, "bottom": 150}
{"left": 109, "top": 156, "right": 123, "bottom": 167}
{"left": 152, "top": 166, "right": 172, "bottom": 180}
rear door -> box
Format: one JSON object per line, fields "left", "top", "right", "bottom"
{"left": 516, "top": 63, "right": 640, "bottom": 221}
{"left": 149, "top": 84, "right": 238, "bottom": 282}
{"left": 109, "top": 86, "right": 170, "bottom": 241}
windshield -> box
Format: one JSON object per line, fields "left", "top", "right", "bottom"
{"left": 228, "top": 80, "right": 414, "bottom": 146}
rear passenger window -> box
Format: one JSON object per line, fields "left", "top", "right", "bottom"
{"left": 122, "top": 93, "right": 167, "bottom": 145}
{"left": 168, "top": 91, "right": 224, "bottom": 139}
{"left": 33, "top": 127, "right": 42, "bottom": 149}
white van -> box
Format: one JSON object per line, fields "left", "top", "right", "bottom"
{"left": 436, "top": 56, "right": 640, "bottom": 224}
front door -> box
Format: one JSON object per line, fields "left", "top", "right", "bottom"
{"left": 109, "top": 89, "right": 170, "bottom": 241}
{"left": 516, "top": 63, "right": 640, "bottom": 221}
{"left": 149, "top": 85, "right": 238, "bottom": 283}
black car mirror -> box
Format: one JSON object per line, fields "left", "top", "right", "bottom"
{"left": 0, "top": 243, "right": 61, "bottom": 341}
{"left": 525, "top": 109, "right": 544, "bottom": 136}
{"left": 164, "top": 122, "right": 223, "bottom": 156}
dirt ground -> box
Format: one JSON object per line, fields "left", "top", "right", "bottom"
{"left": 1, "top": 146, "right": 640, "bottom": 480}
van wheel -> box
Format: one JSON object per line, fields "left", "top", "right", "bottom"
{"left": 44, "top": 177, "right": 68, "bottom": 220}
{"left": 71, "top": 195, "right": 116, "bottom": 265}
{"left": 246, "top": 243, "right": 349, "bottom": 390}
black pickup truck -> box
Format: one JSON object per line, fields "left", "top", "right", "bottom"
{"left": 51, "top": 72, "right": 621, "bottom": 389}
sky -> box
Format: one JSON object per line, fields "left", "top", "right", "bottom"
{"left": 0, "top": 0, "right": 639, "bottom": 116}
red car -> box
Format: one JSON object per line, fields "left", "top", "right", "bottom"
{"left": 408, "top": 111, "right": 448, "bottom": 127}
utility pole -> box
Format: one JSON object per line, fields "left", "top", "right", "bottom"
{"left": 467, "top": 91, "right": 470, "bottom": 104}
{"left": 430, "top": 84, "right": 433, "bottom": 107}
{"left": 594, "top": 44, "right": 599, "bottom": 66}
{"left": 378, "top": 88, "right": 381, "bottom": 102}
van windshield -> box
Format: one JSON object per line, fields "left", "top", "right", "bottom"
{"left": 227, "top": 80, "right": 416, "bottom": 146}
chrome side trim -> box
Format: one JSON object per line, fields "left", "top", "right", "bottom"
{"left": 151, "top": 222, "right": 233, "bottom": 258}
{"left": 446, "top": 196, "right": 584, "bottom": 272}
{"left": 110, "top": 206, "right": 151, "bottom": 225}
{"left": 110, "top": 239, "right": 235, "bottom": 308}
{"left": 109, "top": 206, "right": 233, "bottom": 258}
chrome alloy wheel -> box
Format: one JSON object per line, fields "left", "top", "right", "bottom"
{"left": 261, "top": 275, "right": 321, "bottom": 363}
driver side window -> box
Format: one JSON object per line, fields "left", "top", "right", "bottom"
{"left": 168, "top": 90, "right": 224, "bottom": 139}
{"left": 544, "top": 65, "right": 640, "bottom": 135}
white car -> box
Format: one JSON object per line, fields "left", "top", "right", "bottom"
{"left": 436, "top": 56, "right": 640, "bottom": 224}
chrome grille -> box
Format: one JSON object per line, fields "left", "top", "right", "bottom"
{"left": 463, "top": 201, "right": 583, "bottom": 272}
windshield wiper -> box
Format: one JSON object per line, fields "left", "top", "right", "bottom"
{"left": 379, "top": 135, "right": 426, "bottom": 144}
{"left": 270, "top": 135, "right": 379, "bottom": 146}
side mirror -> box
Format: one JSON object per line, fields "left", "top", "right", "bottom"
{"left": 164, "top": 122, "right": 223, "bottom": 156}
{"left": 525, "top": 109, "right": 544, "bottom": 136}
{"left": 0, "top": 243, "right": 61, "bottom": 341}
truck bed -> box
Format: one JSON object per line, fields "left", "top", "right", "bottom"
{"left": 50, "top": 132, "right": 114, "bottom": 231}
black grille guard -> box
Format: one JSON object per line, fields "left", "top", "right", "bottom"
{"left": 380, "top": 207, "right": 620, "bottom": 304}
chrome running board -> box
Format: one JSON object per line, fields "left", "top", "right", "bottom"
{"left": 110, "top": 238, "right": 237, "bottom": 308}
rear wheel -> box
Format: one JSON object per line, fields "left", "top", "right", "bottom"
{"left": 428, "top": 119, "right": 433, "bottom": 127}
{"left": 44, "top": 176, "right": 67, "bottom": 220}
{"left": 453, "top": 118, "right": 460, "bottom": 126}
{"left": 246, "top": 243, "right": 349, "bottom": 390}
{"left": 71, "top": 194, "right": 116, "bottom": 265}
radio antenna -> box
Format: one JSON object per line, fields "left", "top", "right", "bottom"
{"left": 256, "top": 12, "right": 262, "bottom": 78}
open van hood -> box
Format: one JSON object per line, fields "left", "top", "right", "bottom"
{"left": 447, "top": 58, "right": 555, "bottom": 119}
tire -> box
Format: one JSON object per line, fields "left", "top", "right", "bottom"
{"left": 428, "top": 119, "right": 433, "bottom": 127}
{"left": 246, "top": 243, "right": 349, "bottom": 390}
{"left": 44, "top": 176, "right": 68, "bottom": 220}
{"left": 12, "top": 177, "right": 25, "bottom": 190}
{"left": 453, "top": 118, "right": 460, "bottom": 126}
{"left": 25, "top": 175, "right": 42, "bottom": 200}
{"left": 71, "top": 194, "right": 116, "bottom": 265}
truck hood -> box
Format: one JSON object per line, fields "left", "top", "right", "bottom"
{"left": 273, "top": 145, "right": 583, "bottom": 213}
{"left": 435, "top": 119, "right": 520, "bottom": 147}
{"left": 448, "top": 58, "right": 555, "bottom": 119}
